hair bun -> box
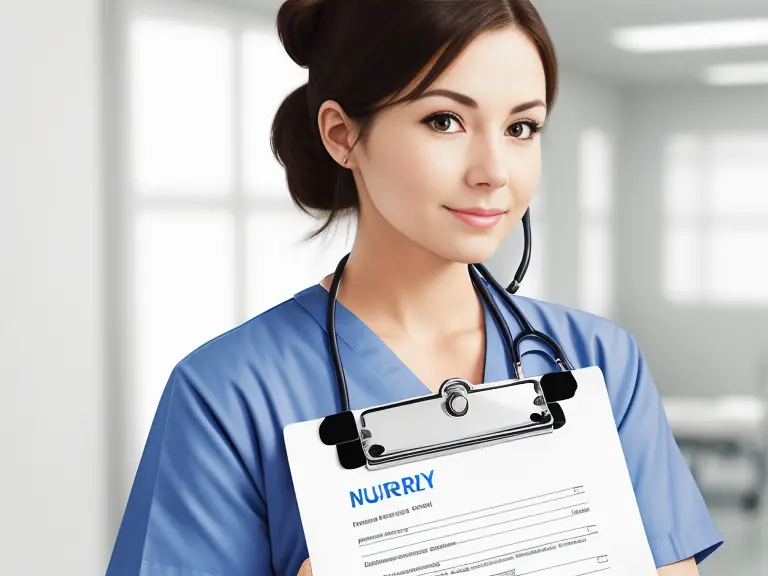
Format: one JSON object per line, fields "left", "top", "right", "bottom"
{"left": 276, "top": 0, "right": 328, "bottom": 67}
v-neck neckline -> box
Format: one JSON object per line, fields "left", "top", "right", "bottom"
{"left": 292, "top": 281, "right": 514, "bottom": 401}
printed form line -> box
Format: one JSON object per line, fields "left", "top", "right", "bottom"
{"left": 361, "top": 501, "right": 589, "bottom": 552}
{"left": 413, "top": 534, "right": 602, "bottom": 576}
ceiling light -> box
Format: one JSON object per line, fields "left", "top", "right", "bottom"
{"left": 612, "top": 19, "right": 768, "bottom": 53}
{"left": 704, "top": 61, "right": 768, "bottom": 86}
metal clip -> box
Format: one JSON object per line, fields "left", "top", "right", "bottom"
{"left": 441, "top": 378, "right": 471, "bottom": 417}
{"left": 358, "top": 376, "right": 553, "bottom": 470}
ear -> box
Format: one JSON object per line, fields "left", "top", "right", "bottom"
{"left": 317, "top": 100, "right": 359, "bottom": 169}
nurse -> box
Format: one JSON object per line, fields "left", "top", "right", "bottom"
{"left": 106, "top": 0, "right": 723, "bottom": 574}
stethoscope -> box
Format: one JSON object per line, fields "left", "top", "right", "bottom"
{"left": 326, "top": 208, "right": 575, "bottom": 413}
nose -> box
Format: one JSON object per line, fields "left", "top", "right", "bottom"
{"left": 465, "top": 137, "right": 509, "bottom": 191}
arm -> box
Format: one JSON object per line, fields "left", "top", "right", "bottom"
{"left": 605, "top": 327, "right": 722, "bottom": 569}
{"left": 658, "top": 557, "right": 699, "bottom": 575}
{"left": 107, "top": 364, "right": 273, "bottom": 575}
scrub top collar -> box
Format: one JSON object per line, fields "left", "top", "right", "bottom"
{"left": 292, "top": 281, "right": 516, "bottom": 398}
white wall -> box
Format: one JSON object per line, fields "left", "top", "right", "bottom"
{"left": 0, "top": 1, "right": 107, "bottom": 574}
{"left": 617, "top": 84, "right": 768, "bottom": 396}
{"left": 542, "top": 70, "right": 622, "bottom": 311}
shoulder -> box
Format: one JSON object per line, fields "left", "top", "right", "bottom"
{"left": 503, "top": 293, "right": 648, "bottom": 426}
{"left": 183, "top": 298, "right": 306, "bottom": 367}
{"left": 167, "top": 288, "right": 327, "bottom": 406}
{"left": 507, "top": 293, "right": 640, "bottom": 366}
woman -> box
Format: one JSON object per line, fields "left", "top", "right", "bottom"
{"left": 107, "top": 0, "right": 723, "bottom": 575}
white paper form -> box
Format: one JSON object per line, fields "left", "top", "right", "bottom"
{"left": 284, "top": 367, "right": 658, "bottom": 576}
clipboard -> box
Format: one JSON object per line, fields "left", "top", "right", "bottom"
{"left": 284, "top": 367, "right": 659, "bottom": 576}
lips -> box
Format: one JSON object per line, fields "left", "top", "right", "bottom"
{"left": 447, "top": 207, "right": 507, "bottom": 217}
{"left": 445, "top": 206, "right": 508, "bottom": 230}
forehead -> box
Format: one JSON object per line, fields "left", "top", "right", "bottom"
{"left": 409, "top": 27, "right": 547, "bottom": 108}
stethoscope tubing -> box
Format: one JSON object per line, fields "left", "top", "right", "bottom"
{"left": 326, "top": 253, "right": 574, "bottom": 413}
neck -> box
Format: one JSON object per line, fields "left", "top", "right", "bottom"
{"left": 321, "top": 216, "right": 483, "bottom": 342}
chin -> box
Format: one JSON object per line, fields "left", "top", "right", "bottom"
{"left": 433, "top": 237, "right": 502, "bottom": 265}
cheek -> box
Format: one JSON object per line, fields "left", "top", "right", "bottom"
{"left": 363, "top": 127, "right": 460, "bottom": 214}
{"left": 509, "top": 146, "right": 542, "bottom": 209}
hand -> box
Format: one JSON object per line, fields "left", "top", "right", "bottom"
{"left": 297, "top": 558, "right": 312, "bottom": 575}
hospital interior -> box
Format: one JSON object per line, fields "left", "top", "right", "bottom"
{"left": 3, "top": 0, "right": 768, "bottom": 573}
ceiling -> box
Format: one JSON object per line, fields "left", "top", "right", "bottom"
{"left": 533, "top": 0, "right": 768, "bottom": 85}
{"left": 237, "top": 0, "right": 768, "bottom": 85}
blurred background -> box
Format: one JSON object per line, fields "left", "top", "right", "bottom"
{"left": 2, "top": 0, "right": 767, "bottom": 573}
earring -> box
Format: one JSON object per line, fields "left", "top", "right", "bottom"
{"left": 342, "top": 154, "right": 349, "bottom": 166}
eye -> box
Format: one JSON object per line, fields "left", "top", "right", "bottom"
{"left": 421, "top": 112, "right": 464, "bottom": 134}
{"left": 507, "top": 120, "right": 544, "bottom": 140}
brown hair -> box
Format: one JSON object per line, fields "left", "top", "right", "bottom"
{"left": 271, "top": 0, "right": 558, "bottom": 237}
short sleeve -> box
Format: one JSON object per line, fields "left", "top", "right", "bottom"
{"left": 106, "top": 364, "right": 273, "bottom": 576}
{"left": 610, "top": 330, "right": 724, "bottom": 568}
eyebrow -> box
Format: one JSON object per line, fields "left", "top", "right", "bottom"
{"left": 413, "top": 89, "right": 546, "bottom": 114}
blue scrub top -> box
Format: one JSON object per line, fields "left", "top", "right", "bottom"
{"left": 107, "top": 282, "right": 723, "bottom": 576}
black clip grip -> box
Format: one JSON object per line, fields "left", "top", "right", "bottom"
{"left": 318, "top": 410, "right": 366, "bottom": 469}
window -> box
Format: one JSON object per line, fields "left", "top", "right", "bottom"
{"left": 124, "top": 5, "right": 353, "bottom": 463}
{"left": 663, "top": 133, "right": 768, "bottom": 304}
{"left": 578, "top": 128, "right": 614, "bottom": 318}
